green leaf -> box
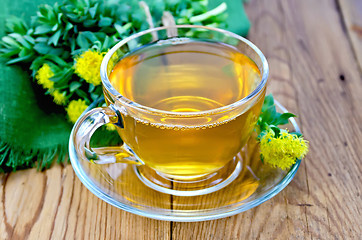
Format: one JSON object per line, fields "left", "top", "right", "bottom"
{"left": 1, "top": 36, "right": 21, "bottom": 48}
{"left": 191, "top": 1, "right": 206, "bottom": 13}
{"left": 34, "top": 25, "right": 53, "bottom": 35}
{"left": 49, "top": 71, "right": 65, "bottom": 83}
{"left": 116, "top": 3, "right": 130, "bottom": 22}
{"left": 89, "top": 3, "right": 99, "bottom": 18}
{"left": 114, "top": 23, "right": 125, "bottom": 35}
{"left": 51, "top": 23, "right": 59, "bottom": 32}
{"left": 90, "top": 92, "right": 99, "bottom": 101}
{"left": 274, "top": 112, "right": 296, "bottom": 125}
{"left": 48, "top": 47, "right": 64, "bottom": 56}
{"left": 41, "top": 4, "right": 56, "bottom": 21}
{"left": 75, "top": 88, "right": 90, "bottom": 100}
{"left": 66, "top": 13, "right": 82, "bottom": 22}
{"left": 48, "top": 55, "right": 69, "bottom": 67}
{"left": 48, "top": 29, "right": 62, "bottom": 46}
{"left": 65, "top": 22, "right": 73, "bottom": 31}
{"left": 258, "top": 94, "right": 297, "bottom": 127}
{"left": 36, "top": 16, "right": 49, "bottom": 24}
{"left": 0, "top": 48, "right": 21, "bottom": 58}
{"left": 33, "top": 43, "right": 53, "bottom": 54}
{"left": 290, "top": 132, "right": 303, "bottom": 137}
{"left": 57, "top": 12, "right": 63, "bottom": 24}
{"left": 83, "top": 31, "right": 99, "bottom": 43}
{"left": 5, "top": 17, "right": 28, "bottom": 34}
{"left": 70, "top": 81, "right": 82, "bottom": 92}
{"left": 88, "top": 83, "right": 95, "bottom": 92}
{"left": 190, "top": 2, "right": 227, "bottom": 23}
{"left": 6, "top": 55, "right": 33, "bottom": 64}
{"left": 98, "top": 17, "right": 113, "bottom": 27}
{"left": 35, "top": 37, "right": 48, "bottom": 43}
{"left": 261, "top": 94, "right": 274, "bottom": 112}
{"left": 76, "top": 33, "right": 91, "bottom": 49}
{"left": 30, "top": 56, "right": 46, "bottom": 70}
{"left": 269, "top": 125, "right": 281, "bottom": 137}
{"left": 18, "top": 48, "right": 33, "bottom": 58}
{"left": 60, "top": 68, "right": 74, "bottom": 85}
{"left": 23, "top": 35, "right": 35, "bottom": 45}
{"left": 27, "top": 28, "right": 34, "bottom": 35}
{"left": 83, "top": 19, "right": 97, "bottom": 27}
{"left": 101, "top": 36, "right": 110, "bottom": 52}
{"left": 70, "top": 37, "right": 76, "bottom": 52}
{"left": 8, "top": 33, "right": 33, "bottom": 49}
{"left": 260, "top": 105, "right": 277, "bottom": 124}
{"left": 51, "top": 68, "right": 73, "bottom": 84}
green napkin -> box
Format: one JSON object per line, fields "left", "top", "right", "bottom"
{"left": 0, "top": 65, "right": 72, "bottom": 171}
{"left": 0, "top": 0, "right": 250, "bottom": 172}
{"left": 0, "top": 0, "right": 71, "bottom": 172}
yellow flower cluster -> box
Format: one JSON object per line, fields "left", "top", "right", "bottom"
{"left": 36, "top": 64, "right": 54, "bottom": 89}
{"left": 260, "top": 130, "right": 309, "bottom": 170}
{"left": 52, "top": 90, "right": 67, "bottom": 105}
{"left": 36, "top": 64, "right": 67, "bottom": 105}
{"left": 74, "top": 50, "right": 105, "bottom": 86}
{"left": 66, "top": 99, "right": 88, "bottom": 123}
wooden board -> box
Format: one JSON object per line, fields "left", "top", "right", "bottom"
{"left": 0, "top": 165, "right": 171, "bottom": 240}
{"left": 172, "top": 0, "right": 362, "bottom": 239}
{"left": 1, "top": 0, "right": 361, "bottom": 239}
{"left": 338, "top": 0, "right": 362, "bottom": 71}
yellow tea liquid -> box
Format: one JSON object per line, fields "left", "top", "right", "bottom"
{"left": 109, "top": 40, "right": 264, "bottom": 178}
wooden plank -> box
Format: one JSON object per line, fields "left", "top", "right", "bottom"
{"left": 172, "top": 0, "right": 362, "bottom": 239}
{"left": 338, "top": 0, "right": 362, "bottom": 71}
{"left": 0, "top": 165, "right": 170, "bottom": 240}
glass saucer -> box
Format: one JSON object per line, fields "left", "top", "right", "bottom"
{"left": 69, "top": 100, "right": 301, "bottom": 222}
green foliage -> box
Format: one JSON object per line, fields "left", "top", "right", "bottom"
{"left": 257, "top": 94, "right": 297, "bottom": 139}
{"left": 0, "top": 0, "right": 228, "bottom": 111}
{"left": 256, "top": 94, "right": 309, "bottom": 169}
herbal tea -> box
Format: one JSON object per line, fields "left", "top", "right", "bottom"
{"left": 109, "top": 40, "right": 264, "bottom": 178}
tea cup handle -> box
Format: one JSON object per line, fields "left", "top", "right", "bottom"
{"left": 71, "top": 105, "right": 142, "bottom": 165}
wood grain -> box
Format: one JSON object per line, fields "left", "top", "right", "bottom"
{"left": 0, "top": 165, "right": 170, "bottom": 240}
{"left": 173, "top": 0, "right": 362, "bottom": 239}
{"left": 338, "top": 0, "right": 362, "bottom": 71}
{"left": 1, "top": 0, "right": 361, "bottom": 239}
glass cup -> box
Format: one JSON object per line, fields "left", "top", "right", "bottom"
{"left": 72, "top": 25, "right": 269, "bottom": 196}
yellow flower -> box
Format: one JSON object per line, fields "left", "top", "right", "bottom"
{"left": 260, "top": 130, "right": 309, "bottom": 170}
{"left": 74, "top": 50, "right": 105, "bottom": 86}
{"left": 36, "top": 64, "right": 54, "bottom": 89}
{"left": 66, "top": 99, "right": 88, "bottom": 123}
{"left": 51, "top": 90, "right": 67, "bottom": 105}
